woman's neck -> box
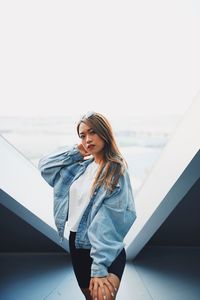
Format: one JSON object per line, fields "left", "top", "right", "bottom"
{"left": 93, "top": 154, "right": 104, "bottom": 165}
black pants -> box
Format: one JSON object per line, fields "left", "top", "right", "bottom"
{"left": 69, "top": 231, "right": 126, "bottom": 288}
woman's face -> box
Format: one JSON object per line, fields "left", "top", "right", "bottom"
{"left": 78, "top": 122, "right": 105, "bottom": 157}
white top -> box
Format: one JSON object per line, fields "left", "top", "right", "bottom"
{"left": 67, "top": 160, "right": 99, "bottom": 232}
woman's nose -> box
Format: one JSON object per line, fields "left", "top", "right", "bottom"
{"left": 86, "top": 135, "right": 92, "bottom": 143}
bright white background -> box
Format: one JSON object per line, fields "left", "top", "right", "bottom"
{"left": 0, "top": 0, "right": 200, "bottom": 118}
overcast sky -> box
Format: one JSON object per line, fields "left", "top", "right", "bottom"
{"left": 0, "top": 0, "right": 200, "bottom": 117}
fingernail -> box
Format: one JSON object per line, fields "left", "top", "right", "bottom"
{"left": 111, "top": 292, "right": 115, "bottom": 297}
{"left": 114, "top": 287, "right": 118, "bottom": 292}
{"left": 103, "top": 296, "right": 106, "bottom": 300}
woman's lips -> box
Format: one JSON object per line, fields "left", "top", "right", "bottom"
{"left": 87, "top": 144, "right": 95, "bottom": 150}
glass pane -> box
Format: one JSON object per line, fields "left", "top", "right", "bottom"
{"left": 0, "top": 114, "right": 181, "bottom": 195}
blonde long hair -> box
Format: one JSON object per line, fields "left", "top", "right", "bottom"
{"left": 77, "top": 112, "right": 127, "bottom": 194}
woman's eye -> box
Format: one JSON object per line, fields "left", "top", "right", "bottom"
{"left": 90, "top": 130, "right": 95, "bottom": 135}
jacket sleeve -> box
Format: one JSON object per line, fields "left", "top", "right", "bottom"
{"left": 38, "top": 144, "right": 84, "bottom": 187}
{"left": 87, "top": 172, "right": 137, "bottom": 277}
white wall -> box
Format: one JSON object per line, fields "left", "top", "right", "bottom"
{"left": 0, "top": 135, "right": 68, "bottom": 250}
{"left": 125, "top": 92, "right": 200, "bottom": 259}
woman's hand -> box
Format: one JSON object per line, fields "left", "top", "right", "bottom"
{"left": 77, "top": 143, "right": 91, "bottom": 157}
{"left": 89, "top": 275, "right": 117, "bottom": 300}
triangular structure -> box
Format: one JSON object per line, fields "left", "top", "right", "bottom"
{"left": 1, "top": 93, "right": 200, "bottom": 259}
{"left": 125, "top": 92, "right": 200, "bottom": 259}
{"left": 0, "top": 135, "right": 68, "bottom": 252}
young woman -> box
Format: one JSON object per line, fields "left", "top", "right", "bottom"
{"left": 38, "top": 112, "right": 136, "bottom": 300}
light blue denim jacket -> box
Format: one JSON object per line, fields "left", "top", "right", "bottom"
{"left": 38, "top": 144, "right": 137, "bottom": 277}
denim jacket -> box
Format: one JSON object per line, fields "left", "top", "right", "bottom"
{"left": 38, "top": 144, "right": 136, "bottom": 277}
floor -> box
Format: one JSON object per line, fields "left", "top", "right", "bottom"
{"left": 0, "top": 246, "right": 200, "bottom": 300}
